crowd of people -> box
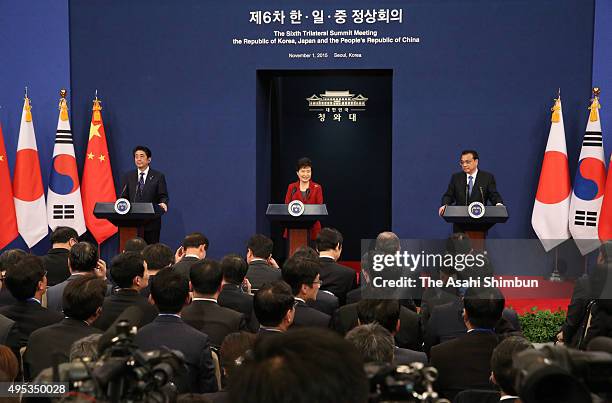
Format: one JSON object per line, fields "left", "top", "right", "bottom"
{"left": 0, "top": 226, "right": 610, "bottom": 402}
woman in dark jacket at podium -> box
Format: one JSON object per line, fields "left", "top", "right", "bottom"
{"left": 284, "top": 157, "right": 323, "bottom": 241}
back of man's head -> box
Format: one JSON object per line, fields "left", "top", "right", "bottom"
{"left": 220, "top": 332, "right": 257, "bottom": 383}
{"left": 247, "top": 234, "right": 273, "bottom": 259}
{"left": 221, "top": 254, "right": 248, "bottom": 285}
{"left": 346, "top": 323, "right": 395, "bottom": 364}
{"left": 182, "top": 232, "right": 209, "bottom": 251}
{"left": 151, "top": 268, "right": 189, "bottom": 314}
{"left": 142, "top": 243, "right": 174, "bottom": 271}
{"left": 315, "top": 227, "right": 343, "bottom": 252}
{"left": 5, "top": 255, "right": 45, "bottom": 301}
{"left": 124, "top": 237, "right": 147, "bottom": 253}
{"left": 190, "top": 259, "right": 222, "bottom": 295}
{"left": 110, "top": 252, "right": 145, "bottom": 289}
{"left": 0, "top": 249, "right": 27, "bottom": 272}
{"left": 491, "top": 336, "right": 533, "bottom": 395}
{"left": 50, "top": 226, "right": 78, "bottom": 246}
{"left": 69, "top": 334, "right": 102, "bottom": 362}
{"left": 282, "top": 256, "right": 320, "bottom": 296}
{"left": 446, "top": 232, "right": 472, "bottom": 255}
{"left": 62, "top": 274, "right": 107, "bottom": 321}
{"left": 68, "top": 242, "right": 98, "bottom": 273}
{"left": 229, "top": 328, "right": 369, "bottom": 403}
{"left": 463, "top": 287, "right": 505, "bottom": 329}
{"left": 375, "top": 232, "right": 400, "bottom": 254}
{"left": 292, "top": 246, "right": 319, "bottom": 261}
{"left": 356, "top": 299, "right": 400, "bottom": 334}
{"left": 253, "top": 281, "right": 294, "bottom": 327}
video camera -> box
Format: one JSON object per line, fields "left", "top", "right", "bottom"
{"left": 366, "top": 362, "right": 450, "bottom": 403}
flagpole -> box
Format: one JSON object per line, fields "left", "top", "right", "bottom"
{"left": 548, "top": 247, "right": 561, "bottom": 282}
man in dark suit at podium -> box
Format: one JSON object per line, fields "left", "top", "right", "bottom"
{"left": 120, "top": 146, "right": 169, "bottom": 244}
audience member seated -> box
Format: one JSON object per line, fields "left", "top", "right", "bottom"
{"left": 229, "top": 328, "right": 369, "bottom": 403}
{"left": 316, "top": 228, "right": 357, "bottom": 306}
{"left": 331, "top": 298, "right": 423, "bottom": 351}
{"left": 203, "top": 331, "right": 256, "bottom": 403}
{"left": 0, "top": 314, "right": 18, "bottom": 350}
{"left": 0, "top": 256, "right": 62, "bottom": 341}
{"left": 123, "top": 237, "right": 147, "bottom": 253}
{"left": 489, "top": 336, "right": 533, "bottom": 403}
{"left": 253, "top": 281, "right": 294, "bottom": 335}
{"left": 292, "top": 246, "right": 339, "bottom": 316}
{"left": 0, "top": 249, "right": 25, "bottom": 307}
{"left": 419, "top": 265, "right": 462, "bottom": 327}
{"left": 244, "top": 234, "right": 281, "bottom": 290}
{"left": 141, "top": 243, "right": 175, "bottom": 298}
{"left": 356, "top": 299, "right": 426, "bottom": 364}
{"left": 217, "top": 254, "right": 258, "bottom": 331}
{"left": 42, "top": 226, "right": 78, "bottom": 286}
{"left": 47, "top": 242, "right": 109, "bottom": 312}
{"left": 173, "top": 232, "right": 209, "bottom": 280}
{"left": 429, "top": 286, "right": 505, "bottom": 401}
{"left": 346, "top": 323, "right": 394, "bottom": 364}
{"left": 0, "top": 345, "right": 19, "bottom": 402}
{"left": 281, "top": 256, "right": 330, "bottom": 328}
{"left": 135, "top": 269, "right": 218, "bottom": 394}
{"left": 94, "top": 252, "right": 158, "bottom": 331}
{"left": 25, "top": 274, "right": 105, "bottom": 379}
{"left": 580, "top": 263, "right": 612, "bottom": 347}
{"left": 182, "top": 259, "right": 248, "bottom": 347}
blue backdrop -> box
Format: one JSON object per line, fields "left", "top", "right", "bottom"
{"left": 0, "top": 0, "right": 609, "bottom": 265}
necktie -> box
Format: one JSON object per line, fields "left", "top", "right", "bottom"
{"left": 137, "top": 172, "right": 145, "bottom": 198}
{"left": 468, "top": 175, "right": 474, "bottom": 197}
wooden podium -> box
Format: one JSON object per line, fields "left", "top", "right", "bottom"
{"left": 442, "top": 205, "right": 508, "bottom": 250}
{"left": 94, "top": 202, "right": 164, "bottom": 252}
{"left": 266, "top": 203, "right": 328, "bottom": 256}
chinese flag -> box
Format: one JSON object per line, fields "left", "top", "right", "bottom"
{"left": 0, "top": 122, "right": 18, "bottom": 249}
{"left": 81, "top": 97, "right": 117, "bottom": 244}
{"left": 599, "top": 153, "right": 612, "bottom": 241}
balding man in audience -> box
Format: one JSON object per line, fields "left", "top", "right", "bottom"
{"left": 316, "top": 228, "right": 357, "bottom": 305}
{"left": 346, "top": 323, "right": 395, "bottom": 364}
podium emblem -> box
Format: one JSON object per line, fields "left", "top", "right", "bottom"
{"left": 288, "top": 200, "right": 305, "bottom": 217}
{"left": 114, "top": 198, "right": 131, "bottom": 215}
{"left": 468, "top": 202, "right": 485, "bottom": 219}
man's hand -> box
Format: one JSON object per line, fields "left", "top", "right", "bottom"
{"left": 159, "top": 203, "right": 168, "bottom": 212}
{"left": 242, "top": 278, "right": 252, "bottom": 294}
{"left": 438, "top": 205, "right": 446, "bottom": 216}
{"left": 555, "top": 331, "right": 564, "bottom": 345}
{"left": 268, "top": 257, "right": 280, "bottom": 269}
{"left": 175, "top": 246, "right": 185, "bottom": 263}
{"left": 96, "top": 259, "right": 107, "bottom": 279}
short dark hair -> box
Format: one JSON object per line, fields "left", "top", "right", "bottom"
{"left": 253, "top": 281, "right": 294, "bottom": 327}
{"left": 247, "top": 234, "right": 273, "bottom": 259}
{"left": 292, "top": 246, "right": 319, "bottom": 261}
{"left": 124, "top": 237, "right": 147, "bottom": 253}
{"left": 0, "top": 249, "right": 27, "bottom": 272}
{"left": 356, "top": 299, "right": 400, "bottom": 334}
{"left": 49, "top": 227, "right": 78, "bottom": 244}
{"left": 220, "top": 254, "right": 248, "bottom": 285}
{"left": 142, "top": 243, "right": 174, "bottom": 271}
{"left": 182, "top": 232, "right": 209, "bottom": 250}
{"left": 190, "top": 259, "right": 222, "bottom": 295}
{"left": 316, "top": 227, "right": 343, "bottom": 252}
{"left": 133, "top": 145, "right": 152, "bottom": 158}
{"left": 491, "top": 336, "right": 533, "bottom": 395}
{"left": 68, "top": 242, "right": 98, "bottom": 273}
{"left": 62, "top": 274, "right": 107, "bottom": 320}
{"left": 5, "top": 255, "right": 45, "bottom": 300}
{"left": 296, "top": 157, "right": 312, "bottom": 171}
{"left": 346, "top": 323, "right": 395, "bottom": 364}
{"left": 220, "top": 332, "right": 256, "bottom": 382}
{"left": 229, "top": 328, "right": 369, "bottom": 403}
{"left": 151, "top": 268, "right": 189, "bottom": 314}
{"left": 282, "top": 256, "right": 320, "bottom": 296}
{"left": 110, "top": 252, "right": 145, "bottom": 288}
{"left": 374, "top": 232, "right": 400, "bottom": 254}
{"left": 463, "top": 287, "right": 505, "bottom": 328}
{"left": 461, "top": 149, "right": 479, "bottom": 160}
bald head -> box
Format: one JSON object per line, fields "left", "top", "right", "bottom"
{"left": 375, "top": 232, "right": 400, "bottom": 254}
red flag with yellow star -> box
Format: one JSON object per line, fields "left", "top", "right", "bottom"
{"left": 0, "top": 122, "right": 18, "bottom": 249}
{"left": 81, "top": 97, "right": 117, "bottom": 244}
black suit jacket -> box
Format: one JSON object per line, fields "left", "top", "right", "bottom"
{"left": 245, "top": 260, "right": 281, "bottom": 290}
{"left": 25, "top": 318, "right": 101, "bottom": 379}
{"left": 218, "top": 284, "right": 258, "bottom": 332}
{"left": 120, "top": 168, "right": 169, "bottom": 233}
{"left": 135, "top": 315, "right": 217, "bottom": 393}
{"left": 47, "top": 273, "right": 113, "bottom": 313}
{"left": 293, "top": 300, "right": 330, "bottom": 328}
{"left": 429, "top": 331, "right": 499, "bottom": 400}
{"left": 318, "top": 257, "right": 357, "bottom": 306}
{"left": 308, "top": 290, "right": 339, "bottom": 316}
{"left": 394, "top": 346, "right": 427, "bottom": 365}
{"left": 0, "top": 313, "right": 20, "bottom": 350}
{"left": 331, "top": 303, "right": 422, "bottom": 351}
{"left": 0, "top": 300, "right": 63, "bottom": 342}
{"left": 173, "top": 256, "right": 201, "bottom": 280}
{"left": 42, "top": 248, "right": 70, "bottom": 286}
{"left": 441, "top": 170, "right": 503, "bottom": 207}
{"left": 93, "top": 289, "right": 159, "bottom": 331}
{"left": 182, "top": 299, "right": 247, "bottom": 347}
{"left": 0, "top": 287, "right": 17, "bottom": 307}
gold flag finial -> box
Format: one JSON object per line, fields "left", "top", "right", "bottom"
{"left": 24, "top": 89, "right": 32, "bottom": 123}
{"left": 589, "top": 87, "right": 601, "bottom": 122}
{"left": 92, "top": 91, "right": 102, "bottom": 122}
{"left": 551, "top": 95, "right": 561, "bottom": 123}
{"left": 59, "top": 89, "right": 69, "bottom": 121}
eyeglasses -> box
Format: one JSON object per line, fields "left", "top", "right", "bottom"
{"left": 312, "top": 280, "right": 323, "bottom": 286}
{"left": 459, "top": 159, "right": 474, "bottom": 166}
